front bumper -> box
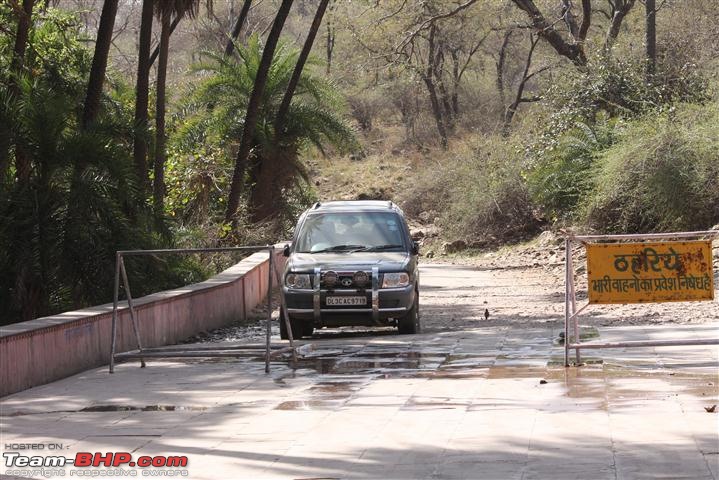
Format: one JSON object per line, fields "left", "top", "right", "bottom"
{"left": 283, "top": 267, "right": 415, "bottom": 326}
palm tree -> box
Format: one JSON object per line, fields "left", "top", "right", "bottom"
{"left": 180, "top": 36, "right": 356, "bottom": 222}
{"left": 225, "top": 0, "right": 294, "bottom": 225}
{"left": 275, "top": 0, "right": 330, "bottom": 136}
{"left": 8, "top": 0, "right": 36, "bottom": 182}
{"left": 133, "top": 0, "right": 155, "bottom": 192}
{"left": 225, "top": 0, "right": 253, "bottom": 57}
{"left": 153, "top": 0, "right": 199, "bottom": 215}
{"left": 81, "top": 0, "right": 119, "bottom": 128}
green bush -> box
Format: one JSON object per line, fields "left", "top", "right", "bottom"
{"left": 581, "top": 104, "right": 719, "bottom": 233}
{"left": 527, "top": 117, "right": 620, "bottom": 222}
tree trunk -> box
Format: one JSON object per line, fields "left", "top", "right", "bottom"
{"left": 82, "top": 0, "right": 119, "bottom": 128}
{"left": 325, "top": 0, "right": 336, "bottom": 75}
{"left": 132, "top": 0, "right": 154, "bottom": 193}
{"left": 645, "top": 0, "right": 656, "bottom": 79}
{"left": 225, "top": 0, "right": 252, "bottom": 56}
{"left": 450, "top": 48, "right": 460, "bottom": 117}
{"left": 150, "top": 15, "right": 181, "bottom": 67}
{"left": 423, "top": 76, "right": 448, "bottom": 149}
{"left": 225, "top": 0, "right": 294, "bottom": 225}
{"left": 154, "top": 9, "right": 171, "bottom": 215}
{"left": 275, "top": 0, "right": 330, "bottom": 136}
{"left": 496, "top": 30, "right": 512, "bottom": 113}
{"left": 605, "top": 0, "right": 636, "bottom": 51}
{"left": 10, "top": 0, "right": 36, "bottom": 183}
{"left": 510, "top": 0, "right": 586, "bottom": 66}
{"left": 502, "top": 35, "right": 539, "bottom": 136}
{"left": 424, "top": 24, "right": 448, "bottom": 149}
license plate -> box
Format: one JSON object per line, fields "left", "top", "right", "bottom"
{"left": 326, "top": 296, "right": 367, "bottom": 306}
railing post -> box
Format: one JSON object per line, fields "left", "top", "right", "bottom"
{"left": 564, "top": 237, "right": 571, "bottom": 367}
{"left": 120, "top": 256, "right": 146, "bottom": 368}
{"left": 265, "top": 246, "right": 274, "bottom": 374}
{"left": 110, "top": 252, "right": 121, "bottom": 374}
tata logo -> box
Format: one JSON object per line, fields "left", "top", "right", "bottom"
{"left": 340, "top": 278, "right": 353, "bottom": 287}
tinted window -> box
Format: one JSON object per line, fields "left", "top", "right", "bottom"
{"left": 295, "top": 212, "right": 406, "bottom": 253}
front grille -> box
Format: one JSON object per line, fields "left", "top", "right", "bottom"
{"left": 321, "top": 271, "right": 370, "bottom": 289}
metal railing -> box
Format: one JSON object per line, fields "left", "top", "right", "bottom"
{"left": 564, "top": 230, "right": 719, "bottom": 366}
{"left": 109, "top": 245, "right": 298, "bottom": 374}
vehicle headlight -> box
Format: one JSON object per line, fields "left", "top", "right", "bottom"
{"left": 382, "top": 272, "right": 410, "bottom": 288}
{"left": 286, "top": 273, "right": 311, "bottom": 289}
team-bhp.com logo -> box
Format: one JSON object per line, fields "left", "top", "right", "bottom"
{"left": 4, "top": 452, "right": 188, "bottom": 468}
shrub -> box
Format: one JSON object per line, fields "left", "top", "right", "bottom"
{"left": 527, "top": 117, "right": 620, "bottom": 222}
{"left": 400, "top": 137, "right": 541, "bottom": 243}
{"left": 581, "top": 104, "right": 719, "bottom": 233}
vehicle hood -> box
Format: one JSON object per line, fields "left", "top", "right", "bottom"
{"left": 287, "top": 252, "right": 411, "bottom": 273}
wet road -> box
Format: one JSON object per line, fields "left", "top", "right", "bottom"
{"left": 1, "top": 264, "right": 718, "bottom": 479}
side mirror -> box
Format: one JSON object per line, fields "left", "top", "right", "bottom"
{"left": 411, "top": 242, "right": 420, "bottom": 256}
{"left": 282, "top": 244, "right": 291, "bottom": 257}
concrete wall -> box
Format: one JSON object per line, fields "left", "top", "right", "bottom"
{"left": 0, "top": 248, "right": 285, "bottom": 397}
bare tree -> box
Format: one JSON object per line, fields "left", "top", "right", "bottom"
{"left": 325, "top": 0, "right": 336, "bottom": 75}
{"left": 645, "top": 0, "right": 656, "bottom": 77}
{"left": 502, "top": 33, "right": 548, "bottom": 135}
{"left": 510, "top": 0, "right": 589, "bottom": 66}
{"left": 605, "top": 0, "right": 637, "bottom": 50}
{"left": 495, "top": 29, "right": 514, "bottom": 111}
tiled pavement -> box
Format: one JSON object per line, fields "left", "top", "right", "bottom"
{"left": 1, "top": 264, "right": 717, "bottom": 479}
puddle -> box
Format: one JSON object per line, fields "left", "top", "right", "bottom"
{"left": 273, "top": 336, "right": 717, "bottom": 414}
{"left": 4, "top": 405, "right": 208, "bottom": 417}
{"left": 274, "top": 400, "right": 344, "bottom": 411}
{"left": 81, "top": 405, "right": 208, "bottom": 412}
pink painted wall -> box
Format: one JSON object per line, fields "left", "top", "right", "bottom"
{"left": 0, "top": 247, "right": 287, "bottom": 397}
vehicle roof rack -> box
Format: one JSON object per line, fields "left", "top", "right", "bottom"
{"left": 312, "top": 201, "right": 321, "bottom": 209}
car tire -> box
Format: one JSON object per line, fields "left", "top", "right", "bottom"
{"left": 398, "top": 292, "right": 420, "bottom": 335}
{"left": 302, "top": 323, "right": 315, "bottom": 337}
{"left": 279, "top": 308, "right": 303, "bottom": 340}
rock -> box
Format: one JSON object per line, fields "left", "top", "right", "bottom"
{"left": 468, "top": 240, "right": 488, "bottom": 249}
{"left": 424, "top": 250, "right": 435, "bottom": 259}
{"left": 391, "top": 148, "right": 402, "bottom": 156}
{"left": 349, "top": 150, "right": 366, "bottom": 161}
{"left": 411, "top": 229, "right": 425, "bottom": 240}
{"left": 442, "top": 240, "right": 467, "bottom": 254}
{"left": 418, "top": 211, "right": 432, "bottom": 223}
{"left": 537, "top": 230, "right": 564, "bottom": 248}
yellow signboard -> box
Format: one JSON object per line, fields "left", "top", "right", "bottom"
{"left": 587, "top": 241, "right": 714, "bottom": 304}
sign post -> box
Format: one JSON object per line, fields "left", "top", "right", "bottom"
{"left": 564, "top": 231, "right": 718, "bottom": 366}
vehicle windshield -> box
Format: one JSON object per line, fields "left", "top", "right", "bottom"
{"left": 295, "top": 212, "right": 406, "bottom": 253}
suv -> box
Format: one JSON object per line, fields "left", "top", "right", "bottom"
{"left": 281, "top": 200, "right": 420, "bottom": 339}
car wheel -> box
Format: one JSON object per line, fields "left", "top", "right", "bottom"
{"left": 279, "top": 308, "right": 303, "bottom": 340}
{"left": 302, "top": 323, "right": 314, "bottom": 337}
{"left": 398, "top": 292, "right": 420, "bottom": 335}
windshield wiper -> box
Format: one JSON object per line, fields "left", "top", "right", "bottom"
{"left": 353, "top": 244, "right": 405, "bottom": 252}
{"left": 310, "top": 244, "right": 366, "bottom": 253}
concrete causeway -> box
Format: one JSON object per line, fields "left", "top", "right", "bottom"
{"left": 1, "top": 264, "right": 717, "bottom": 479}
